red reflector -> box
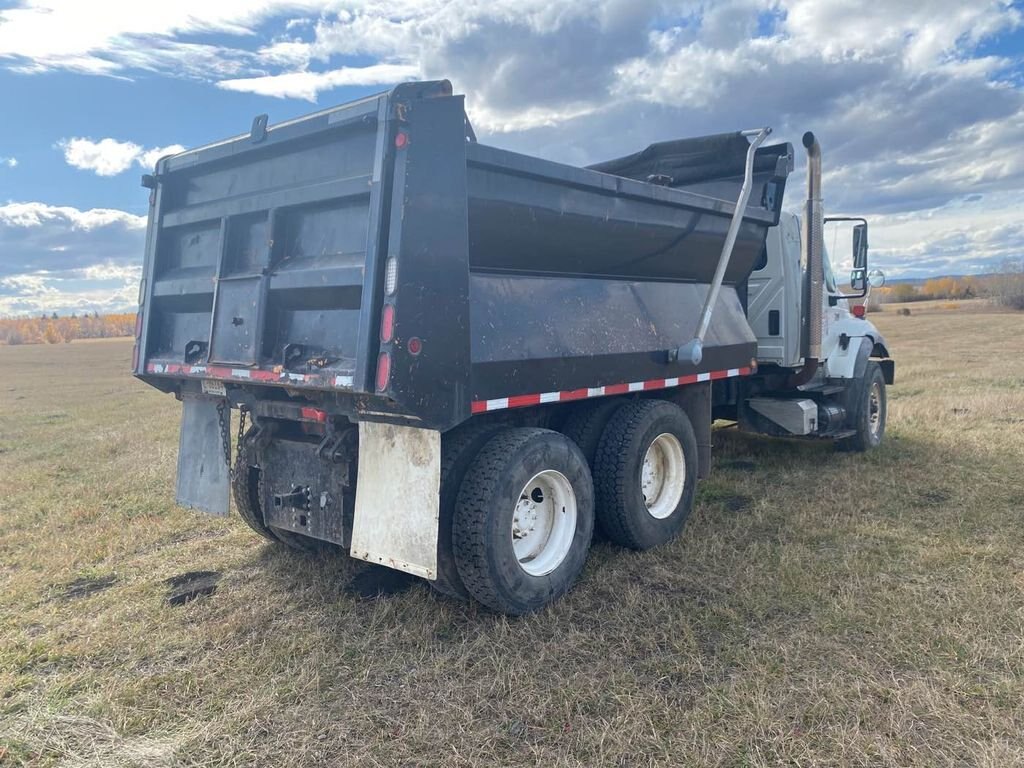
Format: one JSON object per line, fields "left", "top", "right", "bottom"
{"left": 300, "top": 407, "right": 327, "bottom": 423}
{"left": 131, "top": 343, "right": 139, "bottom": 371}
{"left": 380, "top": 303, "right": 395, "bottom": 343}
{"left": 376, "top": 351, "right": 391, "bottom": 392}
{"left": 395, "top": 131, "right": 409, "bottom": 149}
{"left": 134, "top": 312, "right": 143, "bottom": 338}
{"left": 407, "top": 336, "right": 422, "bottom": 355}
{"left": 852, "top": 304, "right": 866, "bottom": 318}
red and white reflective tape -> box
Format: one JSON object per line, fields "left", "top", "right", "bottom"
{"left": 145, "top": 361, "right": 354, "bottom": 389}
{"left": 470, "top": 366, "right": 752, "bottom": 414}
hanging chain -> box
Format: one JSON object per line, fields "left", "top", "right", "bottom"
{"left": 216, "top": 400, "right": 232, "bottom": 468}
{"left": 236, "top": 406, "right": 249, "bottom": 467}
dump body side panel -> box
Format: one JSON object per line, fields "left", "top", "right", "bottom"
{"left": 463, "top": 143, "right": 766, "bottom": 406}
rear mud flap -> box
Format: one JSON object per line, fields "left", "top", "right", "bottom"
{"left": 351, "top": 422, "right": 440, "bottom": 580}
{"left": 175, "top": 394, "right": 230, "bottom": 516}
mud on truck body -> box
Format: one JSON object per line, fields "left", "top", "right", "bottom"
{"left": 134, "top": 80, "right": 893, "bottom": 615}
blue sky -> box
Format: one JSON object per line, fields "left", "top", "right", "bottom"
{"left": 0, "top": 0, "right": 1022, "bottom": 315}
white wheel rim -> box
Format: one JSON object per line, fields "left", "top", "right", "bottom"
{"left": 868, "top": 381, "right": 883, "bottom": 438}
{"left": 641, "top": 433, "right": 685, "bottom": 520}
{"left": 511, "top": 470, "right": 577, "bottom": 577}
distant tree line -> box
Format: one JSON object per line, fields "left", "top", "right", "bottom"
{"left": 874, "top": 261, "right": 1024, "bottom": 310}
{"left": 0, "top": 312, "right": 136, "bottom": 345}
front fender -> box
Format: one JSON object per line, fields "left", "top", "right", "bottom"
{"left": 824, "top": 335, "right": 873, "bottom": 380}
{"left": 823, "top": 317, "right": 893, "bottom": 381}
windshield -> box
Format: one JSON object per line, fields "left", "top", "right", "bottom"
{"left": 822, "top": 242, "right": 838, "bottom": 293}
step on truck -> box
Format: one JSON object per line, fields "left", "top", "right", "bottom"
{"left": 134, "top": 80, "right": 894, "bottom": 615}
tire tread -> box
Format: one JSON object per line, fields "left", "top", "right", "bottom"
{"left": 431, "top": 422, "right": 503, "bottom": 600}
{"left": 593, "top": 399, "right": 695, "bottom": 550}
{"left": 453, "top": 428, "right": 549, "bottom": 613}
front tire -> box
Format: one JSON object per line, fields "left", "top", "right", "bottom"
{"left": 453, "top": 428, "right": 594, "bottom": 615}
{"left": 840, "top": 361, "right": 887, "bottom": 452}
{"left": 593, "top": 400, "right": 698, "bottom": 550}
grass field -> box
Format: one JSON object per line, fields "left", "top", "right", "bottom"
{"left": 2, "top": 307, "right": 1023, "bottom": 767}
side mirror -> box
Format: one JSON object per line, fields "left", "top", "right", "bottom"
{"left": 853, "top": 223, "right": 868, "bottom": 268}
{"left": 825, "top": 215, "right": 871, "bottom": 299}
{"left": 868, "top": 269, "right": 886, "bottom": 288}
{"left": 849, "top": 222, "right": 869, "bottom": 290}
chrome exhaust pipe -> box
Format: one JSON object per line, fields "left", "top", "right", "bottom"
{"left": 803, "top": 131, "right": 823, "bottom": 362}
{"left": 787, "top": 131, "right": 822, "bottom": 387}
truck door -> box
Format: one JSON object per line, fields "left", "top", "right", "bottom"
{"left": 748, "top": 213, "right": 802, "bottom": 367}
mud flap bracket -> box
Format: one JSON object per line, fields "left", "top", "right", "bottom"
{"left": 175, "top": 394, "right": 231, "bottom": 516}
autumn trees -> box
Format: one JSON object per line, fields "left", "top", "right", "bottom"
{"left": 0, "top": 313, "right": 136, "bottom": 345}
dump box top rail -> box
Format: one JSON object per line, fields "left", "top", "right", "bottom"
{"left": 135, "top": 80, "right": 793, "bottom": 430}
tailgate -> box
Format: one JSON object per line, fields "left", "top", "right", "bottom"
{"left": 136, "top": 92, "right": 392, "bottom": 393}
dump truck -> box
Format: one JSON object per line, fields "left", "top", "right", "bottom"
{"left": 133, "top": 80, "right": 893, "bottom": 615}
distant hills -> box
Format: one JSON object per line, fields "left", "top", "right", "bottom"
{"left": 886, "top": 273, "right": 1004, "bottom": 286}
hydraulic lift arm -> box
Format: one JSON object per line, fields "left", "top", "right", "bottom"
{"left": 670, "top": 126, "right": 772, "bottom": 366}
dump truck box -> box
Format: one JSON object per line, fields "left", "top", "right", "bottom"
{"left": 134, "top": 80, "right": 792, "bottom": 432}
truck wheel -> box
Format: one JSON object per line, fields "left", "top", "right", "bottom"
{"left": 561, "top": 399, "right": 626, "bottom": 467}
{"left": 593, "top": 400, "right": 697, "bottom": 550}
{"left": 231, "top": 449, "right": 277, "bottom": 542}
{"left": 840, "top": 361, "right": 887, "bottom": 452}
{"left": 561, "top": 398, "right": 626, "bottom": 541}
{"left": 431, "top": 423, "right": 503, "bottom": 601}
{"left": 231, "top": 431, "right": 327, "bottom": 554}
{"left": 453, "top": 428, "right": 594, "bottom": 615}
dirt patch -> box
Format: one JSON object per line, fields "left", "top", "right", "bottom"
{"left": 345, "top": 564, "right": 418, "bottom": 600}
{"left": 723, "top": 494, "right": 754, "bottom": 512}
{"left": 164, "top": 571, "right": 220, "bottom": 606}
{"left": 56, "top": 574, "right": 118, "bottom": 600}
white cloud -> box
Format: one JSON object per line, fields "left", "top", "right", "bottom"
{"left": 0, "top": 271, "right": 141, "bottom": 317}
{"left": 0, "top": 202, "right": 146, "bottom": 315}
{"left": 0, "top": 201, "right": 146, "bottom": 303}
{"left": 0, "top": 274, "right": 57, "bottom": 295}
{"left": 861, "top": 191, "right": 1024, "bottom": 278}
{"left": 136, "top": 144, "right": 187, "bottom": 170}
{"left": 0, "top": 202, "right": 145, "bottom": 232}
{"left": 217, "top": 62, "right": 421, "bottom": 101}
{"left": 57, "top": 137, "right": 186, "bottom": 176}
{"left": 1, "top": 156, "right": 16, "bottom": 168}
{"left": 0, "top": 1, "right": 335, "bottom": 76}
{"left": 0, "top": 0, "right": 1022, "bottom": 296}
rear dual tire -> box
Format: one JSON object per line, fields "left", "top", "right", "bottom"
{"left": 594, "top": 400, "right": 698, "bottom": 551}
{"left": 430, "top": 423, "right": 504, "bottom": 601}
{"left": 453, "top": 428, "right": 594, "bottom": 615}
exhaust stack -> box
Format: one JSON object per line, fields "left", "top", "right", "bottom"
{"left": 788, "top": 131, "right": 823, "bottom": 387}
{"left": 803, "top": 131, "right": 823, "bottom": 362}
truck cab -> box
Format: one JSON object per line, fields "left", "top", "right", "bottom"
{"left": 749, "top": 211, "right": 891, "bottom": 376}
{"left": 735, "top": 168, "right": 894, "bottom": 450}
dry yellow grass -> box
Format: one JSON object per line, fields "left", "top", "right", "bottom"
{"left": 1, "top": 307, "right": 1022, "bottom": 767}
